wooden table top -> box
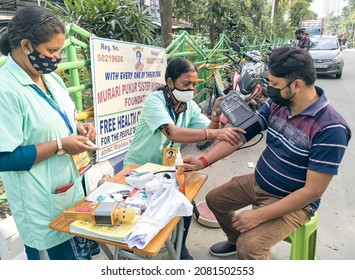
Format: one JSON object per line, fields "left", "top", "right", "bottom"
{"left": 48, "top": 164, "right": 208, "bottom": 257}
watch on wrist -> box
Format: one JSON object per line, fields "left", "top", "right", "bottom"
{"left": 56, "top": 138, "right": 66, "bottom": 156}
{"left": 211, "top": 110, "right": 221, "bottom": 119}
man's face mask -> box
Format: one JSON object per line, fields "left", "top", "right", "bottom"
{"left": 267, "top": 80, "right": 296, "bottom": 108}
{"left": 27, "top": 49, "right": 61, "bottom": 74}
{"left": 172, "top": 84, "right": 194, "bottom": 103}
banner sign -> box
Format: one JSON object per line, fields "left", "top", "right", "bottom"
{"left": 90, "top": 36, "right": 167, "bottom": 161}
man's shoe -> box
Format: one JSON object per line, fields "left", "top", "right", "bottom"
{"left": 180, "top": 244, "right": 193, "bottom": 260}
{"left": 209, "top": 241, "right": 236, "bottom": 257}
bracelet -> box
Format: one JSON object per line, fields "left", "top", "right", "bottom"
{"left": 212, "top": 110, "right": 222, "bottom": 118}
{"left": 198, "top": 156, "right": 210, "bottom": 168}
{"left": 203, "top": 128, "right": 208, "bottom": 140}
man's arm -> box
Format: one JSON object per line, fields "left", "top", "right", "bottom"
{"left": 183, "top": 140, "right": 243, "bottom": 170}
{"left": 303, "top": 37, "right": 311, "bottom": 51}
{"left": 232, "top": 170, "right": 332, "bottom": 232}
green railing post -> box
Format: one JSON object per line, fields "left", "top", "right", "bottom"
{"left": 177, "top": 30, "right": 186, "bottom": 53}
{"left": 66, "top": 23, "right": 83, "bottom": 112}
{"left": 0, "top": 56, "right": 6, "bottom": 67}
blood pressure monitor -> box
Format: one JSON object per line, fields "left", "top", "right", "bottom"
{"left": 125, "top": 171, "right": 154, "bottom": 189}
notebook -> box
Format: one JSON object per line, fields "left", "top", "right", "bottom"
{"left": 69, "top": 215, "right": 140, "bottom": 243}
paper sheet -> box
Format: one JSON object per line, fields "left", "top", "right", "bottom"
{"left": 85, "top": 182, "right": 134, "bottom": 202}
{"left": 133, "top": 163, "right": 175, "bottom": 174}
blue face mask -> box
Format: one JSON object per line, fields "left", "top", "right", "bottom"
{"left": 267, "top": 80, "right": 296, "bottom": 108}
{"left": 28, "top": 49, "right": 61, "bottom": 74}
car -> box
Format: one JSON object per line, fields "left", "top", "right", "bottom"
{"left": 309, "top": 35, "right": 344, "bottom": 79}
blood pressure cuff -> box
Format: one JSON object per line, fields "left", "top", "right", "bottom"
{"left": 218, "top": 91, "right": 265, "bottom": 143}
{"left": 238, "top": 114, "right": 264, "bottom": 143}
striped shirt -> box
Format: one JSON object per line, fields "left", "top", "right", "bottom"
{"left": 255, "top": 86, "right": 351, "bottom": 213}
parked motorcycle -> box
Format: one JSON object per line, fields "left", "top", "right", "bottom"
{"left": 196, "top": 41, "right": 270, "bottom": 150}
{"left": 232, "top": 42, "right": 269, "bottom": 111}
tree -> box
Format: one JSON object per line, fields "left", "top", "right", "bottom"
{"left": 205, "top": 0, "right": 229, "bottom": 47}
{"left": 159, "top": 0, "right": 173, "bottom": 48}
{"left": 243, "top": 0, "right": 265, "bottom": 27}
{"left": 289, "top": 0, "right": 314, "bottom": 27}
{"left": 46, "top": 0, "right": 155, "bottom": 45}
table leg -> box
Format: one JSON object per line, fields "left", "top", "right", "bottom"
{"left": 99, "top": 243, "right": 114, "bottom": 260}
{"left": 165, "top": 218, "right": 184, "bottom": 260}
{"left": 113, "top": 247, "right": 151, "bottom": 260}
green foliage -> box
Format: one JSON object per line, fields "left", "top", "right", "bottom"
{"left": 46, "top": 0, "right": 155, "bottom": 45}
{"left": 173, "top": 0, "right": 297, "bottom": 45}
{"left": 324, "top": 15, "right": 341, "bottom": 36}
{"left": 289, "top": 0, "right": 314, "bottom": 27}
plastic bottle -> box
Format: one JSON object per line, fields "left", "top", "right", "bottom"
{"left": 175, "top": 150, "right": 186, "bottom": 195}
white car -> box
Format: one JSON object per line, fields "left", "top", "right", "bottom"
{"left": 309, "top": 35, "right": 344, "bottom": 79}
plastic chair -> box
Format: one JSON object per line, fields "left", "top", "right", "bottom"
{"left": 284, "top": 211, "right": 318, "bottom": 260}
{"left": 252, "top": 205, "right": 318, "bottom": 260}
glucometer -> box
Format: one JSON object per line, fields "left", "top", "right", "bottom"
{"left": 85, "top": 140, "right": 98, "bottom": 148}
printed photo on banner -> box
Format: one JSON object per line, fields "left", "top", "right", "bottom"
{"left": 90, "top": 37, "right": 167, "bottom": 161}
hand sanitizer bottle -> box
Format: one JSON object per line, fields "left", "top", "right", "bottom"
{"left": 175, "top": 149, "right": 185, "bottom": 195}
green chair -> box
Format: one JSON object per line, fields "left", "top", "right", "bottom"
{"left": 252, "top": 205, "right": 318, "bottom": 260}
{"left": 285, "top": 211, "right": 318, "bottom": 260}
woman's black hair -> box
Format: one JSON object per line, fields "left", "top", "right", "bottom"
{"left": 267, "top": 45, "right": 316, "bottom": 86}
{"left": 165, "top": 58, "right": 198, "bottom": 83}
{"left": 0, "top": 6, "right": 65, "bottom": 56}
{"left": 157, "top": 58, "right": 198, "bottom": 91}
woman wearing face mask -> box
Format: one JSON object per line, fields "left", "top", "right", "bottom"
{"left": 0, "top": 7, "right": 100, "bottom": 259}
{"left": 124, "top": 58, "right": 245, "bottom": 259}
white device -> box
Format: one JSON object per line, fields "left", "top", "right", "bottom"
{"left": 85, "top": 139, "right": 98, "bottom": 147}
{"left": 125, "top": 171, "right": 154, "bottom": 189}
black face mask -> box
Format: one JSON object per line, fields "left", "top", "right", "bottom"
{"left": 27, "top": 49, "right": 61, "bottom": 74}
{"left": 267, "top": 80, "right": 296, "bottom": 108}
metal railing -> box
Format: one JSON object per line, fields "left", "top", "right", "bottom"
{"left": 0, "top": 23, "right": 288, "bottom": 119}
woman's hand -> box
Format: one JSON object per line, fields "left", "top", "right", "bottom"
{"left": 212, "top": 95, "right": 227, "bottom": 115}
{"left": 209, "top": 127, "right": 245, "bottom": 146}
{"left": 76, "top": 122, "right": 96, "bottom": 141}
{"left": 61, "top": 135, "right": 98, "bottom": 155}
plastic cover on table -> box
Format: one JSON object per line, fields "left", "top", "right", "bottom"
{"left": 126, "top": 184, "right": 192, "bottom": 249}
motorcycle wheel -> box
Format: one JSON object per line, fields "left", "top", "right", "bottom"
{"left": 193, "top": 88, "right": 214, "bottom": 116}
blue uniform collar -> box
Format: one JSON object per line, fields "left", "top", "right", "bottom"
{"left": 6, "top": 54, "right": 37, "bottom": 86}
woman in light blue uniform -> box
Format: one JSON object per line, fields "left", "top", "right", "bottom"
{"left": 0, "top": 7, "right": 99, "bottom": 260}
{"left": 124, "top": 58, "right": 245, "bottom": 259}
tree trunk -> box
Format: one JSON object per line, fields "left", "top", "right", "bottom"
{"left": 209, "top": 24, "right": 215, "bottom": 48}
{"left": 159, "top": 0, "right": 173, "bottom": 48}
{"left": 274, "top": 0, "right": 279, "bottom": 14}
{"left": 253, "top": 11, "right": 262, "bottom": 27}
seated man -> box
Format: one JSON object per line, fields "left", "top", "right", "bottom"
{"left": 183, "top": 46, "right": 351, "bottom": 260}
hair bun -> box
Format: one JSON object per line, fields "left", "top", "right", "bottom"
{"left": 0, "top": 31, "right": 11, "bottom": 56}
